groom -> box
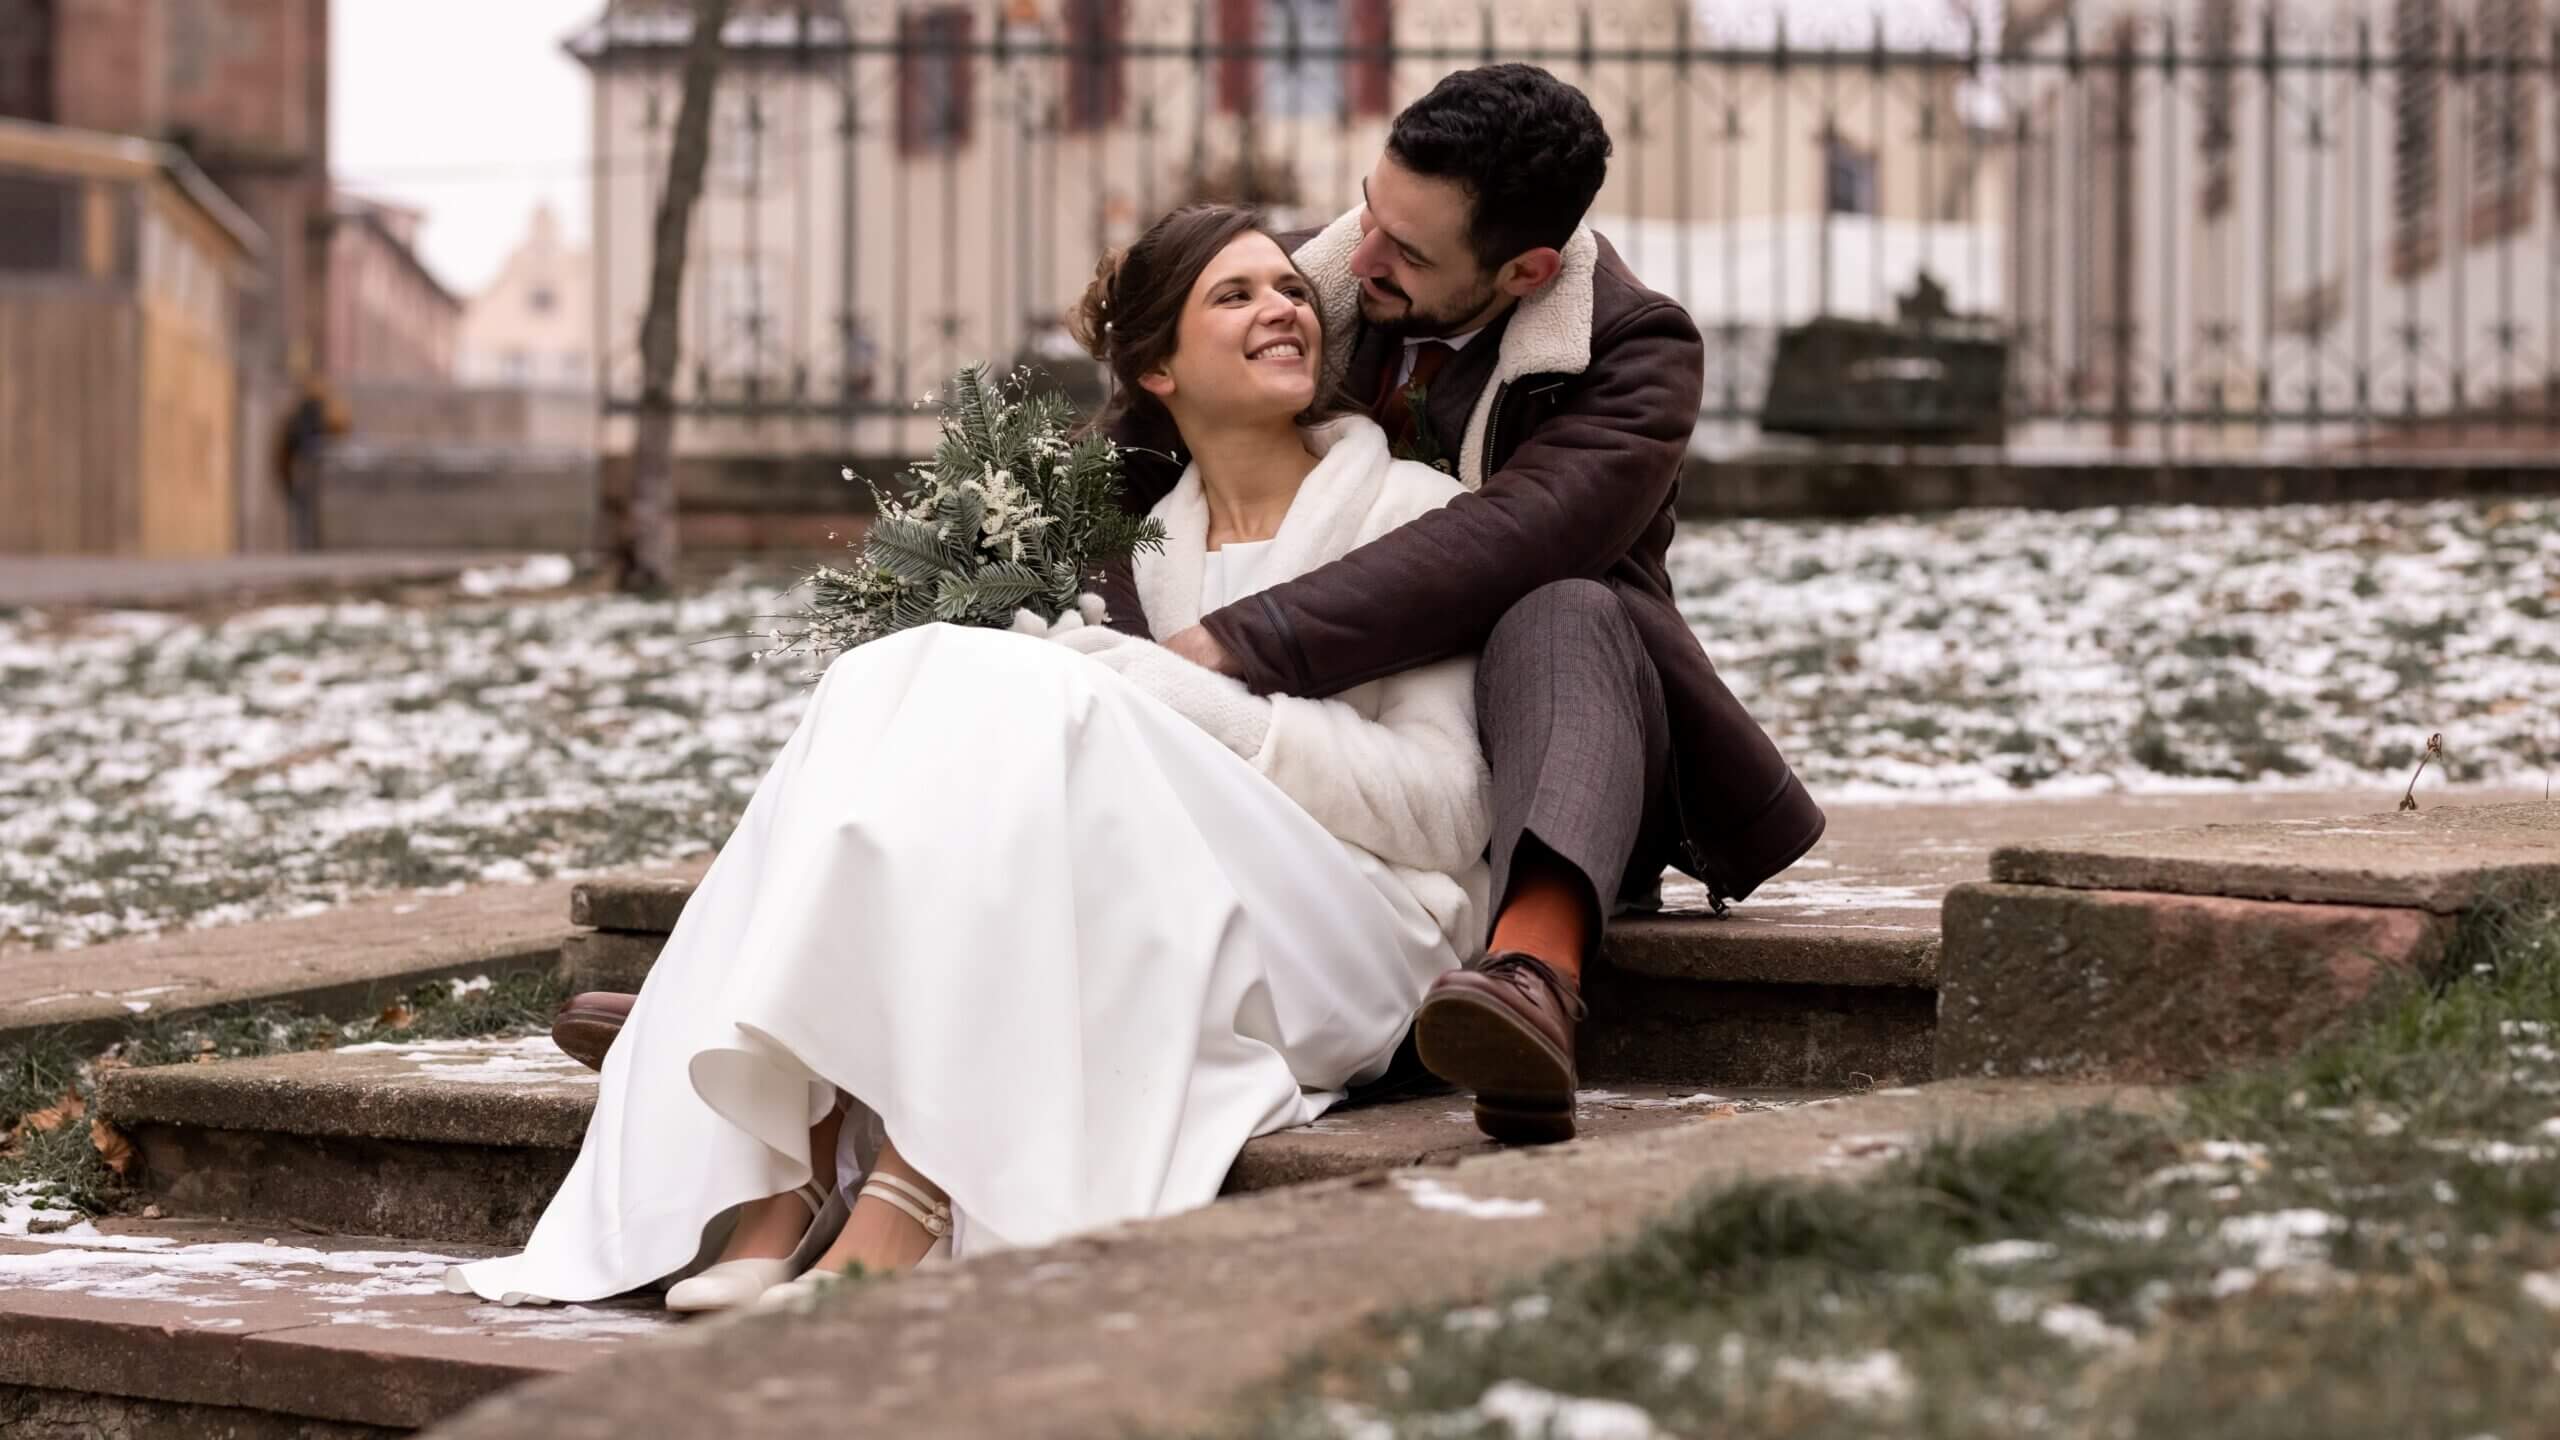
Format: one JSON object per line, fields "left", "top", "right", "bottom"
{"left": 552, "top": 63, "right": 1823, "bottom": 1144}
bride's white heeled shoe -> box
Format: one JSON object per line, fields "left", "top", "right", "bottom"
{"left": 754, "top": 1172, "right": 952, "bottom": 1311}
{"left": 664, "top": 1180, "right": 847, "bottom": 1314}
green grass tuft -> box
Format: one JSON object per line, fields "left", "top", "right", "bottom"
{"left": 0, "top": 968, "right": 568, "bottom": 1217}
{"left": 1209, "top": 902, "right": 2560, "bottom": 1440}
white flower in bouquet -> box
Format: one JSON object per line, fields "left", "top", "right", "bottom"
{"left": 759, "top": 365, "right": 1165, "bottom": 674}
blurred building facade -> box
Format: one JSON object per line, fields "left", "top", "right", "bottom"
{"left": 2005, "top": 0, "right": 2556, "bottom": 456}
{"left": 0, "top": 118, "right": 262, "bottom": 554}
{"left": 460, "top": 202, "right": 597, "bottom": 392}
{"left": 569, "top": 0, "right": 2005, "bottom": 467}
{"left": 0, "top": 0, "right": 332, "bottom": 552}
{"left": 323, "top": 193, "right": 460, "bottom": 384}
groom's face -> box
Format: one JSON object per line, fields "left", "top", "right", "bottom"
{"left": 1348, "top": 156, "right": 1502, "bottom": 339}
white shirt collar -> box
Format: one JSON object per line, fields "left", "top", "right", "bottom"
{"left": 1403, "top": 325, "right": 1484, "bottom": 353}
{"left": 1393, "top": 325, "right": 1485, "bottom": 387}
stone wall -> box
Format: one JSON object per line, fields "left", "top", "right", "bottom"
{"left": 313, "top": 444, "right": 596, "bottom": 553}
{"left": 1674, "top": 452, "right": 2560, "bottom": 520}
{"left": 345, "top": 383, "right": 597, "bottom": 453}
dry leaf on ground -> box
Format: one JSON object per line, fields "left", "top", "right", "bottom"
{"left": 23, "top": 1091, "right": 87, "bottom": 1133}
{"left": 90, "top": 1118, "right": 136, "bottom": 1176}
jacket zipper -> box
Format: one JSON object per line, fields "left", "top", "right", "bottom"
{"left": 1477, "top": 378, "right": 1568, "bottom": 487}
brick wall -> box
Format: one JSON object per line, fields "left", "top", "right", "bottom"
{"left": 51, "top": 0, "right": 166, "bottom": 137}
{"left": 159, "top": 0, "right": 322, "bottom": 156}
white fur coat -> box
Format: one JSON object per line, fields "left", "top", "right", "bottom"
{"left": 1053, "top": 417, "right": 1492, "bottom": 949}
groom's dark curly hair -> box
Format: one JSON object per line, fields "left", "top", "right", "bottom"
{"left": 1387, "top": 64, "right": 1612, "bottom": 271}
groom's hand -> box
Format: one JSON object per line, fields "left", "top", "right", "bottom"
{"left": 1165, "top": 624, "right": 1240, "bottom": 678}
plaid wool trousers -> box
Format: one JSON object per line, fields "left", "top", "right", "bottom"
{"left": 1474, "top": 578, "right": 1676, "bottom": 930}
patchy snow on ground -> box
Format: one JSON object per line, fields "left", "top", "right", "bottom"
{"left": 1770, "top": 1349, "right": 1915, "bottom": 1410}
{"left": 5, "top": 496, "right": 2554, "bottom": 950}
{"left": 0, "top": 1182, "right": 93, "bottom": 1239}
{"left": 1669, "top": 497, "right": 2560, "bottom": 799}
{"left": 0, "top": 570, "right": 809, "bottom": 951}
{"left": 1397, "top": 1176, "right": 1548, "bottom": 1221}
{"left": 1473, "top": 1380, "right": 1663, "bottom": 1440}
{"left": 332, "top": 1034, "right": 598, "bottom": 1087}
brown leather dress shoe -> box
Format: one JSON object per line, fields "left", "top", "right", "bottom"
{"left": 1412, "top": 952, "right": 1587, "bottom": 1144}
{"left": 551, "top": 991, "right": 637, "bottom": 1071}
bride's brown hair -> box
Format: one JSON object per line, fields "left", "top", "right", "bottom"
{"left": 1068, "top": 203, "right": 1344, "bottom": 456}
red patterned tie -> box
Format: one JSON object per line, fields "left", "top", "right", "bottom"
{"left": 1374, "top": 342, "right": 1455, "bottom": 454}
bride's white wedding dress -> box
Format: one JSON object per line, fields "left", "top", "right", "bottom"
{"left": 450, "top": 417, "right": 1489, "bottom": 1303}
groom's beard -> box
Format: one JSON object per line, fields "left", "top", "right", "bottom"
{"left": 1361, "top": 275, "right": 1500, "bottom": 340}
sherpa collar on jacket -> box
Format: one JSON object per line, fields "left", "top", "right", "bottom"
{"left": 1289, "top": 206, "right": 1600, "bottom": 489}
{"left": 1134, "top": 415, "right": 1396, "bottom": 640}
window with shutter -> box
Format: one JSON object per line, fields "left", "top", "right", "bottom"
{"left": 1063, "top": 0, "right": 1126, "bottom": 133}
{"left": 2467, "top": 0, "right": 2538, "bottom": 243}
{"left": 1260, "top": 0, "right": 1345, "bottom": 119}
{"left": 0, "top": 172, "right": 74, "bottom": 273}
{"left": 0, "top": 0, "right": 53, "bottom": 123}
{"left": 2199, "top": 0, "right": 2239, "bottom": 217}
{"left": 1346, "top": 0, "right": 1391, "bottom": 117}
{"left": 899, "top": 7, "right": 976, "bottom": 156}
{"left": 2391, "top": 0, "right": 2445, "bottom": 276}
{"left": 1217, "top": 0, "right": 1256, "bottom": 116}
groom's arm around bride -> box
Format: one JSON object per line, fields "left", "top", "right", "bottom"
{"left": 1098, "top": 63, "right": 1825, "bottom": 1143}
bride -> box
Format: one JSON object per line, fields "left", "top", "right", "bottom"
{"left": 448, "top": 204, "right": 1492, "bottom": 1311}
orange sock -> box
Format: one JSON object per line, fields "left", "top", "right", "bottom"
{"left": 1488, "top": 853, "right": 1592, "bottom": 983}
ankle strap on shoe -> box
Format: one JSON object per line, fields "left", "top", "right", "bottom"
{"left": 858, "top": 1172, "right": 951, "bottom": 1237}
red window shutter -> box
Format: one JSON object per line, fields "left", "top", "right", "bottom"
{"left": 1104, "top": 0, "right": 1126, "bottom": 126}
{"left": 1347, "top": 0, "right": 1391, "bottom": 118}
{"left": 1217, "top": 0, "right": 1256, "bottom": 117}
{"left": 898, "top": 8, "right": 975, "bottom": 155}
{"left": 897, "top": 11, "right": 922, "bottom": 153}
{"left": 1064, "top": 0, "right": 1127, "bottom": 132}
{"left": 951, "top": 9, "right": 976, "bottom": 147}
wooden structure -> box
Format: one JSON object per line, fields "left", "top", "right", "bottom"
{"left": 0, "top": 117, "right": 263, "bottom": 556}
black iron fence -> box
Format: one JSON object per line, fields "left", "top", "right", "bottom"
{"left": 589, "top": 2, "right": 2558, "bottom": 452}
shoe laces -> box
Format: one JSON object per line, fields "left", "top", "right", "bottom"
{"left": 1476, "top": 951, "right": 1589, "bottom": 1021}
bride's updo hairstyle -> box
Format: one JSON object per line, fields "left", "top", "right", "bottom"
{"left": 1069, "top": 203, "right": 1342, "bottom": 454}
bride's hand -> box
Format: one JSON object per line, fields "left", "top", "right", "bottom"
{"left": 1008, "top": 594, "right": 1114, "bottom": 640}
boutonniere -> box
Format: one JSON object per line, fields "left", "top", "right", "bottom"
{"left": 1393, "top": 380, "right": 1449, "bottom": 470}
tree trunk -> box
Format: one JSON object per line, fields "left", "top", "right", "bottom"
{"left": 617, "top": 0, "right": 735, "bottom": 593}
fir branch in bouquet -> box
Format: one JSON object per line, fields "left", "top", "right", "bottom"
{"left": 754, "top": 365, "right": 1164, "bottom": 676}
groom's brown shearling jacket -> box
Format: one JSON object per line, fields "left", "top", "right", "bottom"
{"left": 1096, "top": 223, "right": 1824, "bottom": 906}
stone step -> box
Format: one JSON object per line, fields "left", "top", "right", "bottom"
{"left": 558, "top": 862, "right": 1947, "bottom": 1092}
{"left": 426, "top": 1079, "right": 2160, "bottom": 1440}
{"left": 94, "top": 1037, "right": 1832, "bottom": 1245}
{"left": 0, "top": 1217, "right": 672, "bottom": 1436}
{"left": 1944, "top": 798, "right": 2560, "bottom": 1082}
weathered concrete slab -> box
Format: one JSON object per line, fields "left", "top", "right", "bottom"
{"left": 425, "top": 1080, "right": 2161, "bottom": 1440}
{"left": 1223, "top": 1083, "right": 1828, "bottom": 1192}
{"left": 99, "top": 1039, "right": 1821, "bottom": 1243}
{"left": 100, "top": 1038, "right": 601, "bottom": 1149}
{"left": 1584, "top": 970, "right": 1935, "bottom": 1088}
{"left": 100, "top": 1039, "right": 597, "bottom": 1246}
{"left": 566, "top": 863, "right": 708, "bottom": 934}
{"left": 0, "top": 1219, "right": 669, "bottom": 1432}
{"left": 554, "top": 930, "right": 669, "bottom": 994}
{"left": 0, "top": 553, "right": 537, "bottom": 611}
{"left": 0, "top": 884, "right": 575, "bottom": 1055}
{"left": 1989, "top": 799, "right": 2560, "bottom": 913}
{"left": 563, "top": 792, "right": 2530, "bottom": 992}
{"left": 1937, "top": 882, "right": 2457, "bottom": 1082}
{"left": 0, "top": 856, "right": 718, "bottom": 1056}
{"left": 0, "top": 1383, "right": 399, "bottom": 1439}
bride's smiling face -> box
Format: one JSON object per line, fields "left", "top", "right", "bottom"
{"left": 1138, "top": 233, "right": 1321, "bottom": 425}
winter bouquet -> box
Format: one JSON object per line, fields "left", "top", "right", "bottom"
{"left": 764, "top": 365, "right": 1163, "bottom": 670}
